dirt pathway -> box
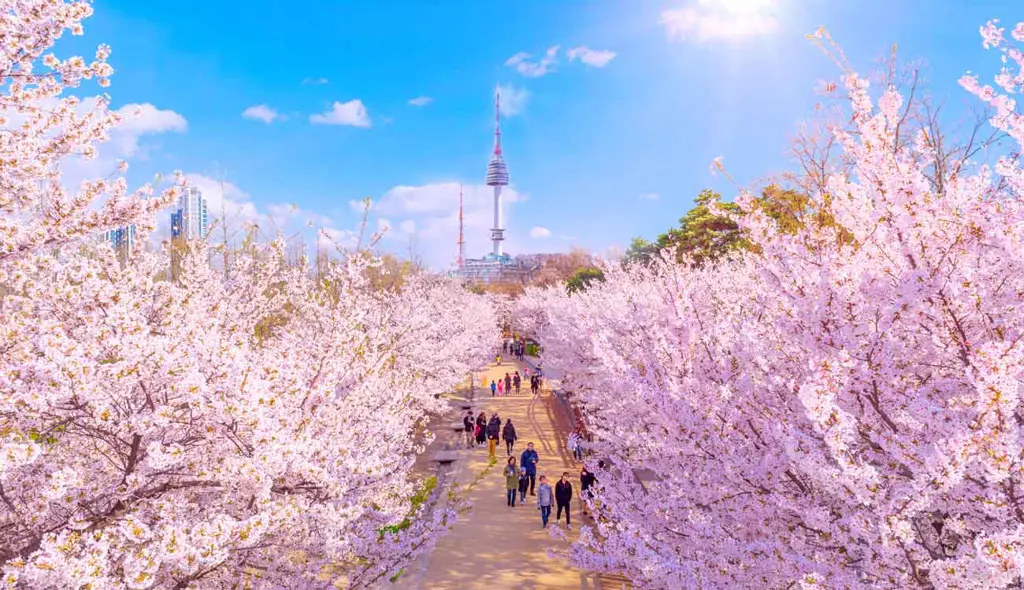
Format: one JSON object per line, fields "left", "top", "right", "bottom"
{"left": 394, "top": 357, "right": 602, "bottom": 590}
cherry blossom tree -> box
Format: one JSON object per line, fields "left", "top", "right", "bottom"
{"left": 0, "top": 2, "right": 499, "bottom": 587}
{"left": 522, "top": 20, "right": 1024, "bottom": 589}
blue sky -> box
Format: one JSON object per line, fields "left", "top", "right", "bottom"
{"left": 62, "top": 0, "right": 1019, "bottom": 268}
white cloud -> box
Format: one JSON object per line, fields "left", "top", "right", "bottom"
{"left": 242, "top": 104, "right": 280, "bottom": 123}
{"left": 505, "top": 45, "right": 560, "bottom": 78}
{"left": 302, "top": 77, "right": 329, "bottom": 85}
{"left": 639, "top": 192, "right": 660, "bottom": 200}
{"left": 115, "top": 103, "right": 188, "bottom": 136}
{"left": 660, "top": 0, "right": 779, "bottom": 42}
{"left": 497, "top": 84, "right": 530, "bottom": 118}
{"left": 567, "top": 46, "right": 617, "bottom": 68}
{"left": 530, "top": 226, "right": 552, "bottom": 239}
{"left": 106, "top": 103, "right": 187, "bottom": 160}
{"left": 310, "top": 100, "right": 371, "bottom": 127}
{"left": 408, "top": 96, "right": 433, "bottom": 107}
{"left": 399, "top": 220, "right": 417, "bottom": 234}
{"left": 372, "top": 182, "right": 529, "bottom": 268}
{"left": 377, "top": 218, "right": 392, "bottom": 233}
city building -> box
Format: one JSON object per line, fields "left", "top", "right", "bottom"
{"left": 171, "top": 186, "right": 209, "bottom": 240}
{"left": 101, "top": 224, "right": 136, "bottom": 251}
{"left": 453, "top": 89, "right": 534, "bottom": 284}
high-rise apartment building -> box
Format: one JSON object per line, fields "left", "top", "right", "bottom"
{"left": 102, "top": 225, "right": 136, "bottom": 251}
{"left": 171, "top": 186, "right": 209, "bottom": 240}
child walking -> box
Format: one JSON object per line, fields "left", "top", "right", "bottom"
{"left": 518, "top": 468, "right": 529, "bottom": 504}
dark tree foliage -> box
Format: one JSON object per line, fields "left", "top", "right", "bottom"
{"left": 566, "top": 267, "right": 606, "bottom": 295}
{"left": 623, "top": 185, "right": 847, "bottom": 267}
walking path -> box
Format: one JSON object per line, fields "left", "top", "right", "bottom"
{"left": 395, "top": 356, "right": 602, "bottom": 590}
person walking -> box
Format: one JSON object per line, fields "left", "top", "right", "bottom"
{"left": 504, "top": 457, "right": 519, "bottom": 507}
{"left": 520, "top": 442, "right": 539, "bottom": 495}
{"left": 502, "top": 418, "right": 518, "bottom": 456}
{"left": 475, "top": 412, "right": 487, "bottom": 446}
{"left": 490, "top": 380, "right": 497, "bottom": 397}
{"left": 536, "top": 475, "right": 553, "bottom": 527}
{"left": 504, "top": 373, "right": 512, "bottom": 397}
{"left": 502, "top": 340, "right": 508, "bottom": 355}
{"left": 555, "top": 472, "right": 574, "bottom": 529}
{"left": 580, "top": 466, "right": 596, "bottom": 516}
{"left": 518, "top": 467, "right": 529, "bottom": 505}
{"left": 497, "top": 379, "right": 504, "bottom": 397}
{"left": 486, "top": 413, "right": 501, "bottom": 458}
{"left": 513, "top": 372, "right": 521, "bottom": 395}
{"left": 463, "top": 411, "right": 475, "bottom": 448}
{"left": 568, "top": 430, "right": 583, "bottom": 462}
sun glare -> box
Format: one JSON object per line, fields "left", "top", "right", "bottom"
{"left": 702, "top": 0, "right": 776, "bottom": 17}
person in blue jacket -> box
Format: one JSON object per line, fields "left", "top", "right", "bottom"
{"left": 520, "top": 442, "right": 539, "bottom": 495}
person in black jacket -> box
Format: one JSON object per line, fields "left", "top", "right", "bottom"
{"left": 475, "top": 412, "right": 487, "bottom": 446}
{"left": 486, "top": 413, "right": 501, "bottom": 458}
{"left": 554, "top": 471, "right": 573, "bottom": 529}
{"left": 580, "top": 467, "right": 596, "bottom": 516}
{"left": 502, "top": 419, "right": 518, "bottom": 455}
{"left": 463, "top": 411, "right": 475, "bottom": 448}
{"left": 517, "top": 467, "right": 529, "bottom": 504}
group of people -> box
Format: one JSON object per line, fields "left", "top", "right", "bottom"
{"left": 502, "top": 338, "right": 526, "bottom": 361}
{"left": 464, "top": 410, "right": 521, "bottom": 457}
{"left": 502, "top": 446, "right": 600, "bottom": 530}
{"left": 489, "top": 371, "right": 519, "bottom": 396}
{"left": 462, "top": 409, "right": 599, "bottom": 529}
{"left": 472, "top": 344, "right": 596, "bottom": 529}
{"left": 488, "top": 371, "right": 542, "bottom": 396}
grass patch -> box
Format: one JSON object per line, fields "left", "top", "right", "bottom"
{"left": 378, "top": 476, "right": 439, "bottom": 538}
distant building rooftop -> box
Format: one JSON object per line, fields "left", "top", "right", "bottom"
{"left": 451, "top": 253, "right": 535, "bottom": 284}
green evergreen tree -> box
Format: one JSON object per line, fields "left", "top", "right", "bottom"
{"left": 566, "top": 267, "right": 606, "bottom": 295}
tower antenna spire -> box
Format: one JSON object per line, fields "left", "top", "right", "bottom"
{"left": 493, "top": 85, "right": 502, "bottom": 156}
{"left": 457, "top": 183, "right": 465, "bottom": 268}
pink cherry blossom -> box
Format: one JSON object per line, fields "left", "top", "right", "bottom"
{"left": 520, "top": 19, "right": 1024, "bottom": 589}
{"left": 0, "top": 2, "right": 500, "bottom": 587}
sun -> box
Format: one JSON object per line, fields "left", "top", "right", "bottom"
{"left": 702, "top": 0, "right": 776, "bottom": 17}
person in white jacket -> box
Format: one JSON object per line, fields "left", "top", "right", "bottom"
{"left": 568, "top": 430, "right": 583, "bottom": 462}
